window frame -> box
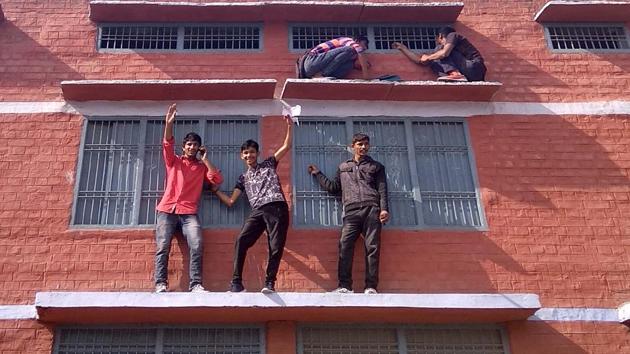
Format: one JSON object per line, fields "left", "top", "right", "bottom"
{"left": 53, "top": 324, "right": 266, "bottom": 354}
{"left": 297, "top": 323, "right": 511, "bottom": 354}
{"left": 290, "top": 116, "right": 487, "bottom": 231}
{"left": 288, "top": 22, "right": 448, "bottom": 53}
{"left": 96, "top": 22, "right": 265, "bottom": 53}
{"left": 70, "top": 115, "right": 261, "bottom": 229}
{"left": 543, "top": 22, "right": 630, "bottom": 53}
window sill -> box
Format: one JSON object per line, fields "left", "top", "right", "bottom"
{"left": 61, "top": 79, "right": 277, "bottom": 101}
{"left": 534, "top": 0, "right": 630, "bottom": 22}
{"left": 35, "top": 291, "right": 540, "bottom": 324}
{"left": 89, "top": 1, "right": 463, "bottom": 23}
{"left": 281, "top": 79, "right": 502, "bottom": 102}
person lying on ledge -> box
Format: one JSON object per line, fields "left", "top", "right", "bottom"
{"left": 392, "top": 26, "right": 486, "bottom": 82}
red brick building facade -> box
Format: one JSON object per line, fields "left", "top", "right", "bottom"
{"left": 0, "top": 1, "right": 629, "bottom": 353}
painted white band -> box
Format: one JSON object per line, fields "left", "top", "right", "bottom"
{"left": 0, "top": 305, "right": 37, "bottom": 320}
{"left": 529, "top": 308, "right": 620, "bottom": 322}
{"left": 1, "top": 100, "right": 630, "bottom": 117}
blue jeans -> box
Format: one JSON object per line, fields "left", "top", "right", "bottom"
{"left": 154, "top": 211, "right": 203, "bottom": 289}
{"left": 303, "top": 46, "right": 356, "bottom": 79}
{"left": 430, "top": 50, "right": 487, "bottom": 81}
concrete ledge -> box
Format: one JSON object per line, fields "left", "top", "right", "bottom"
{"left": 0, "top": 305, "right": 37, "bottom": 320}
{"left": 619, "top": 302, "right": 630, "bottom": 326}
{"left": 534, "top": 1, "right": 630, "bottom": 22}
{"left": 281, "top": 79, "right": 502, "bottom": 102}
{"left": 89, "top": 1, "right": 463, "bottom": 22}
{"left": 61, "top": 79, "right": 277, "bottom": 101}
{"left": 35, "top": 292, "right": 539, "bottom": 324}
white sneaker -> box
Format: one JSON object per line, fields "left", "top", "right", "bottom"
{"left": 364, "top": 288, "right": 378, "bottom": 294}
{"left": 332, "top": 287, "right": 353, "bottom": 293}
{"left": 155, "top": 283, "right": 167, "bottom": 293}
{"left": 190, "top": 284, "right": 206, "bottom": 293}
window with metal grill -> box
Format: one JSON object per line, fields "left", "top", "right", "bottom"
{"left": 293, "top": 118, "right": 484, "bottom": 228}
{"left": 545, "top": 24, "right": 630, "bottom": 51}
{"left": 54, "top": 326, "right": 263, "bottom": 354}
{"left": 98, "top": 24, "right": 262, "bottom": 51}
{"left": 290, "top": 24, "right": 442, "bottom": 51}
{"left": 298, "top": 325, "right": 509, "bottom": 354}
{"left": 72, "top": 118, "right": 258, "bottom": 227}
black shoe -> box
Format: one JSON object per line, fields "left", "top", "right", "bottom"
{"left": 261, "top": 281, "right": 275, "bottom": 294}
{"left": 228, "top": 281, "right": 245, "bottom": 293}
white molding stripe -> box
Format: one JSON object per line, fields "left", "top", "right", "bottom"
{"left": 1, "top": 100, "right": 630, "bottom": 117}
{"left": 529, "top": 308, "right": 620, "bottom": 322}
{"left": 0, "top": 305, "right": 37, "bottom": 320}
{"left": 618, "top": 302, "right": 630, "bottom": 324}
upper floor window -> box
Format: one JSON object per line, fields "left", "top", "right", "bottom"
{"left": 98, "top": 23, "right": 262, "bottom": 51}
{"left": 72, "top": 117, "right": 258, "bottom": 227}
{"left": 289, "top": 23, "right": 443, "bottom": 52}
{"left": 544, "top": 23, "right": 630, "bottom": 51}
{"left": 293, "top": 118, "right": 485, "bottom": 229}
{"left": 54, "top": 326, "right": 263, "bottom": 354}
{"left": 299, "top": 324, "right": 509, "bottom": 354}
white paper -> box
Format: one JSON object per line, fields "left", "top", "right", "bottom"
{"left": 281, "top": 100, "right": 301, "bottom": 126}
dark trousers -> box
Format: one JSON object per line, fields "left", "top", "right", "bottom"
{"left": 338, "top": 206, "right": 382, "bottom": 290}
{"left": 232, "top": 201, "right": 289, "bottom": 284}
{"left": 303, "top": 46, "right": 356, "bottom": 79}
{"left": 430, "top": 50, "right": 487, "bottom": 81}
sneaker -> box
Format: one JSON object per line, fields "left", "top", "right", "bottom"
{"left": 332, "top": 287, "right": 353, "bottom": 293}
{"left": 190, "top": 284, "right": 206, "bottom": 293}
{"left": 228, "top": 281, "right": 245, "bottom": 293}
{"left": 437, "top": 71, "right": 468, "bottom": 82}
{"left": 155, "top": 283, "right": 167, "bottom": 293}
{"left": 261, "top": 281, "right": 275, "bottom": 294}
{"left": 364, "top": 288, "right": 378, "bottom": 294}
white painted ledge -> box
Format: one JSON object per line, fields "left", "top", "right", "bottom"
{"left": 529, "top": 308, "right": 620, "bottom": 322}
{"left": 0, "top": 305, "right": 37, "bottom": 320}
{"left": 534, "top": 1, "right": 630, "bottom": 22}
{"left": 35, "top": 291, "right": 540, "bottom": 324}
{"left": 619, "top": 302, "right": 630, "bottom": 326}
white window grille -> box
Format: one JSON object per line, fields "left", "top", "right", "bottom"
{"left": 289, "top": 24, "right": 443, "bottom": 51}
{"left": 72, "top": 118, "right": 258, "bottom": 227}
{"left": 298, "top": 325, "right": 509, "bottom": 354}
{"left": 54, "top": 326, "right": 263, "bottom": 354}
{"left": 98, "top": 24, "right": 262, "bottom": 51}
{"left": 545, "top": 24, "right": 630, "bottom": 51}
{"left": 293, "top": 118, "right": 484, "bottom": 228}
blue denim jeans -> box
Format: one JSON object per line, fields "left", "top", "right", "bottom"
{"left": 303, "top": 46, "right": 356, "bottom": 79}
{"left": 154, "top": 211, "right": 203, "bottom": 289}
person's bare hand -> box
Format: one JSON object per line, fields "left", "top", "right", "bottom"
{"left": 166, "top": 103, "right": 177, "bottom": 124}
{"left": 210, "top": 183, "right": 220, "bottom": 193}
{"left": 391, "top": 42, "right": 406, "bottom": 50}
{"left": 198, "top": 146, "right": 207, "bottom": 160}
{"left": 379, "top": 210, "right": 390, "bottom": 224}
{"left": 307, "top": 164, "right": 320, "bottom": 175}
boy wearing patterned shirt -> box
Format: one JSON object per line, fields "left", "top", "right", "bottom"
{"left": 212, "top": 116, "right": 293, "bottom": 293}
{"left": 302, "top": 36, "right": 371, "bottom": 79}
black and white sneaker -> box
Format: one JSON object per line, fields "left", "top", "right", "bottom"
{"left": 261, "top": 281, "right": 275, "bottom": 294}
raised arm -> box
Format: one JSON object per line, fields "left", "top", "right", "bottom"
{"left": 392, "top": 42, "right": 422, "bottom": 65}
{"left": 164, "top": 103, "right": 176, "bottom": 140}
{"left": 421, "top": 42, "right": 454, "bottom": 62}
{"left": 199, "top": 147, "right": 224, "bottom": 185}
{"left": 273, "top": 115, "right": 293, "bottom": 162}
{"left": 307, "top": 164, "right": 342, "bottom": 195}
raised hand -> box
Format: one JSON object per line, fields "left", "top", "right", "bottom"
{"left": 166, "top": 103, "right": 177, "bottom": 124}
{"left": 307, "top": 164, "right": 320, "bottom": 175}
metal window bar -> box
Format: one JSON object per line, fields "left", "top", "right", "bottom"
{"left": 373, "top": 25, "right": 440, "bottom": 51}
{"left": 290, "top": 25, "right": 368, "bottom": 50}
{"left": 54, "top": 327, "right": 263, "bottom": 354}
{"left": 74, "top": 118, "right": 257, "bottom": 227}
{"left": 546, "top": 24, "right": 630, "bottom": 51}
{"left": 183, "top": 25, "right": 261, "bottom": 50}
{"left": 300, "top": 326, "right": 399, "bottom": 354}
{"left": 98, "top": 24, "right": 262, "bottom": 51}
{"left": 99, "top": 25, "right": 179, "bottom": 50}
{"left": 413, "top": 122, "right": 480, "bottom": 227}
{"left": 405, "top": 327, "right": 507, "bottom": 354}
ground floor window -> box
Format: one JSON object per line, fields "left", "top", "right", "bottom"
{"left": 298, "top": 325, "right": 509, "bottom": 354}
{"left": 53, "top": 326, "right": 264, "bottom": 354}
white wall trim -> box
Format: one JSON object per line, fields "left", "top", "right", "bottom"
{"left": 0, "top": 305, "right": 37, "bottom": 320}
{"left": 528, "top": 308, "right": 620, "bottom": 322}
{"left": 1, "top": 100, "right": 630, "bottom": 117}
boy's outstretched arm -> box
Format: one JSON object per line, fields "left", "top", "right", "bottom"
{"left": 273, "top": 115, "right": 293, "bottom": 162}
{"left": 164, "top": 103, "right": 176, "bottom": 140}
{"left": 212, "top": 184, "right": 242, "bottom": 208}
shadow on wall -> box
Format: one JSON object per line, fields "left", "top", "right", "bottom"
{"left": 507, "top": 320, "right": 590, "bottom": 354}
{"left": 0, "top": 21, "right": 84, "bottom": 100}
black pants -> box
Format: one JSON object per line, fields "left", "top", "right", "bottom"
{"left": 430, "top": 50, "right": 487, "bottom": 81}
{"left": 338, "top": 205, "right": 382, "bottom": 290}
{"left": 232, "top": 201, "right": 289, "bottom": 283}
